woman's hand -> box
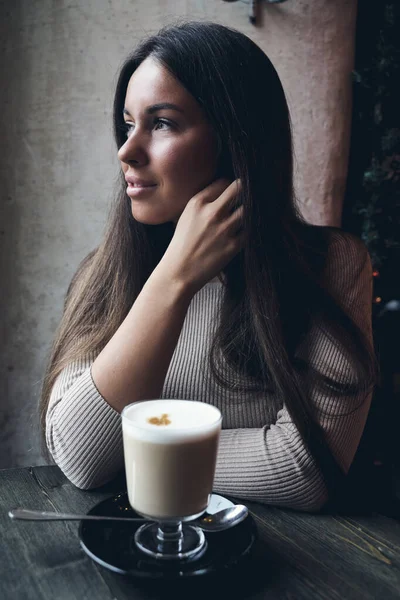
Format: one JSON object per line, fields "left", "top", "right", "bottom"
{"left": 157, "top": 179, "right": 245, "bottom": 294}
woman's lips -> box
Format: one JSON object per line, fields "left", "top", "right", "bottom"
{"left": 126, "top": 182, "right": 157, "bottom": 197}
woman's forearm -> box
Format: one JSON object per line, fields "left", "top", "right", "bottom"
{"left": 91, "top": 267, "right": 194, "bottom": 413}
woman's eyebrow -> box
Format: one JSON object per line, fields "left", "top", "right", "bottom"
{"left": 123, "top": 103, "right": 184, "bottom": 117}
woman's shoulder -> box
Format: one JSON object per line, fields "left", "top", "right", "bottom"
{"left": 322, "top": 227, "right": 371, "bottom": 285}
{"left": 299, "top": 223, "right": 366, "bottom": 252}
{"left": 299, "top": 224, "right": 369, "bottom": 265}
{"left": 324, "top": 226, "right": 369, "bottom": 262}
{"left": 295, "top": 224, "right": 372, "bottom": 297}
{"left": 307, "top": 226, "right": 372, "bottom": 297}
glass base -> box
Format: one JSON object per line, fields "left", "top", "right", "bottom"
{"left": 134, "top": 521, "right": 207, "bottom": 561}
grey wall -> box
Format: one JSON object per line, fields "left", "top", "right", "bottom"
{"left": 0, "top": 0, "right": 357, "bottom": 468}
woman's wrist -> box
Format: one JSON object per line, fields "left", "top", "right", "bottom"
{"left": 150, "top": 261, "right": 198, "bottom": 303}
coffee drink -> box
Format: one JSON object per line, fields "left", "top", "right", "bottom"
{"left": 121, "top": 399, "right": 222, "bottom": 520}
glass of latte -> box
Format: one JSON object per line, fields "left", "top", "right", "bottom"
{"left": 121, "top": 399, "right": 222, "bottom": 561}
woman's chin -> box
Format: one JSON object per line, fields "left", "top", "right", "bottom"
{"left": 130, "top": 207, "right": 169, "bottom": 226}
{"left": 130, "top": 203, "right": 182, "bottom": 226}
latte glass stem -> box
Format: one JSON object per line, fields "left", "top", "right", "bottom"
{"left": 156, "top": 521, "right": 183, "bottom": 553}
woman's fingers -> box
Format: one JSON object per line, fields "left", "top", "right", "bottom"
{"left": 193, "top": 178, "right": 232, "bottom": 205}
{"left": 226, "top": 204, "right": 244, "bottom": 235}
{"left": 213, "top": 179, "right": 242, "bottom": 213}
{"left": 196, "top": 178, "right": 241, "bottom": 210}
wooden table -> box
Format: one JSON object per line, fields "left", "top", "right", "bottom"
{"left": 1, "top": 466, "right": 400, "bottom": 599}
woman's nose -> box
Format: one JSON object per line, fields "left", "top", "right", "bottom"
{"left": 117, "top": 131, "right": 148, "bottom": 166}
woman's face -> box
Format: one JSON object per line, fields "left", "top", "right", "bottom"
{"left": 118, "top": 57, "right": 219, "bottom": 225}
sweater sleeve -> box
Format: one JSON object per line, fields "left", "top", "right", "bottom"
{"left": 46, "top": 354, "right": 124, "bottom": 489}
{"left": 212, "top": 232, "right": 374, "bottom": 512}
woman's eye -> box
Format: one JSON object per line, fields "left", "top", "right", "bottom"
{"left": 154, "top": 118, "right": 172, "bottom": 131}
{"left": 123, "top": 123, "right": 135, "bottom": 137}
{"left": 122, "top": 118, "right": 173, "bottom": 138}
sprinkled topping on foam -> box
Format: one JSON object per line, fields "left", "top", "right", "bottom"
{"left": 147, "top": 413, "right": 171, "bottom": 426}
{"left": 122, "top": 400, "right": 222, "bottom": 442}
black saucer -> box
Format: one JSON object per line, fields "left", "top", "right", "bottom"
{"left": 79, "top": 492, "right": 257, "bottom": 579}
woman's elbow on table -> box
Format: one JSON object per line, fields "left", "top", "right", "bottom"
{"left": 296, "top": 488, "right": 329, "bottom": 513}
{"left": 46, "top": 446, "right": 121, "bottom": 491}
{"left": 273, "top": 455, "right": 330, "bottom": 513}
{"left": 46, "top": 426, "right": 123, "bottom": 491}
{"left": 282, "top": 479, "right": 329, "bottom": 514}
{"left": 65, "top": 468, "right": 117, "bottom": 491}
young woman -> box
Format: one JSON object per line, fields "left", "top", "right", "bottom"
{"left": 40, "top": 22, "right": 377, "bottom": 512}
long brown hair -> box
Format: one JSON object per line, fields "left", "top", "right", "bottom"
{"left": 40, "top": 22, "right": 377, "bottom": 496}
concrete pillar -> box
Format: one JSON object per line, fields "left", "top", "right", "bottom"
{"left": 252, "top": 0, "right": 358, "bottom": 226}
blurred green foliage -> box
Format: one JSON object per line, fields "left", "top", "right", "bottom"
{"left": 343, "top": 2, "right": 400, "bottom": 303}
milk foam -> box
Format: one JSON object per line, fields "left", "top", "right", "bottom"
{"left": 122, "top": 400, "right": 222, "bottom": 443}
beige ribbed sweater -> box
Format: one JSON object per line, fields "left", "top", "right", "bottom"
{"left": 46, "top": 231, "right": 373, "bottom": 511}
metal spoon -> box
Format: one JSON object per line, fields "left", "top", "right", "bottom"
{"left": 8, "top": 504, "right": 248, "bottom": 533}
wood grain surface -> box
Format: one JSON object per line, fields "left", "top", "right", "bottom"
{"left": 1, "top": 466, "right": 400, "bottom": 599}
